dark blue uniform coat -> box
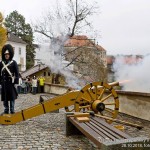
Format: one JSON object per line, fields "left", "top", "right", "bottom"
{"left": 0, "top": 60, "right": 19, "bottom": 101}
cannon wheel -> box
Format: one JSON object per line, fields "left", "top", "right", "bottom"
{"left": 73, "top": 82, "right": 119, "bottom": 123}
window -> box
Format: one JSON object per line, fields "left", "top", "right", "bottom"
{"left": 48, "top": 72, "right": 51, "bottom": 76}
{"left": 19, "top": 47, "right": 21, "bottom": 55}
{"left": 44, "top": 72, "right": 46, "bottom": 76}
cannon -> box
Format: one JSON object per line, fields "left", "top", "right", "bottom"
{"left": 0, "top": 81, "right": 120, "bottom": 125}
{"left": 0, "top": 81, "right": 145, "bottom": 150}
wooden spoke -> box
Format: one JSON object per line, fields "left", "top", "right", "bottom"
{"left": 95, "top": 85, "right": 98, "bottom": 99}
{"left": 98, "top": 87, "right": 106, "bottom": 100}
{"left": 74, "top": 82, "right": 119, "bottom": 124}
{"left": 86, "top": 89, "right": 94, "bottom": 101}
{"left": 81, "top": 97, "right": 91, "bottom": 102}
{"left": 89, "top": 87, "right": 95, "bottom": 95}
{"left": 100, "top": 93, "right": 113, "bottom": 103}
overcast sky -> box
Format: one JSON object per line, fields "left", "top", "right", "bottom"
{"left": 0, "top": 0, "right": 150, "bottom": 55}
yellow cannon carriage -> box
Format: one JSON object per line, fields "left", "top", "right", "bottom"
{"left": 0, "top": 81, "right": 119, "bottom": 125}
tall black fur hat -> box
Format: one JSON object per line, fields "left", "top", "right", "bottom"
{"left": 2, "top": 44, "right": 14, "bottom": 61}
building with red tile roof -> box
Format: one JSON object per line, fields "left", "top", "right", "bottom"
{"left": 64, "top": 35, "right": 107, "bottom": 82}
{"left": 64, "top": 35, "right": 106, "bottom": 52}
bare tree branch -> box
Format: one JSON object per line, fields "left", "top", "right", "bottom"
{"left": 62, "top": 46, "right": 83, "bottom": 56}
{"left": 65, "top": 52, "right": 81, "bottom": 67}
{"left": 35, "top": 29, "right": 53, "bottom": 39}
{"left": 34, "top": 0, "right": 99, "bottom": 38}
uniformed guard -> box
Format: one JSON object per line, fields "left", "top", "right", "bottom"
{"left": 0, "top": 44, "right": 19, "bottom": 114}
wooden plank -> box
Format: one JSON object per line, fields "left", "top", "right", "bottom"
{"left": 87, "top": 119, "right": 121, "bottom": 140}
{"left": 76, "top": 117, "right": 90, "bottom": 123}
{"left": 93, "top": 117, "right": 131, "bottom": 139}
{"left": 90, "top": 118, "right": 123, "bottom": 140}
{"left": 85, "top": 121, "right": 111, "bottom": 139}
{"left": 68, "top": 116, "right": 131, "bottom": 148}
{"left": 69, "top": 117, "right": 102, "bottom": 148}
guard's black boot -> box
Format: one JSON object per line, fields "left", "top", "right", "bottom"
{"left": 4, "top": 111, "right": 9, "bottom": 114}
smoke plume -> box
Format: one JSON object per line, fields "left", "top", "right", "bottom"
{"left": 39, "top": 40, "right": 82, "bottom": 89}
{"left": 113, "top": 55, "right": 150, "bottom": 93}
{"left": 35, "top": 15, "right": 82, "bottom": 89}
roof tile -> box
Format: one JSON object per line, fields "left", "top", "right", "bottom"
{"left": 64, "top": 35, "right": 106, "bottom": 51}
{"left": 8, "top": 33, "right": 26, "bottom": 44}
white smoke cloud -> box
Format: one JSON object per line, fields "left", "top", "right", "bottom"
{"left": 113, "top": 55, "right": 150, "bottom": 93}
{"left": 35, "top": 33, "right": 82, "bottom": 90}
{"left": 40, "top": 41, "right": 82, "bottom": 89}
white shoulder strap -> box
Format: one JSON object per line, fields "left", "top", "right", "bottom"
{"left": 1, "top": 61, "right": 14, "bottom": 83}
{"left": 1, "top": 61, "right": 13, "bottom": 75}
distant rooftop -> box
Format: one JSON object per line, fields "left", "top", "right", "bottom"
{"left": 64, "top": 35, "right": 106, "bottom": 51}
{"left": 107, "top": 55, "right": 143, "bottom": 65}
{"left": 7, "top": 33, "right": 26, "bottom": 44}
{"left": 21, "top": 64, "right": 48, "bottom": 78}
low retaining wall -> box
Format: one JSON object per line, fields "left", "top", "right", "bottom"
{"left": 44, "top": 83, "right": 69, "bottom": 95}
{"left": 117, "top": 90, "right": 150, "bottom": 121}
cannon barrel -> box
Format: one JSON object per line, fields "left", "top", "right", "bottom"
{"left": 108, "top": 81, "right": 119, "bottom": 87}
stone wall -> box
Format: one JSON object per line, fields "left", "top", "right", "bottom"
{"left": 44, "top": 83, "right": 69, "bottom": 95}
{"left": 65, "top": 46, "right": 107, "bottom": 81}
{"left": 117, "top": 90, "right": 150, "bottom": 121}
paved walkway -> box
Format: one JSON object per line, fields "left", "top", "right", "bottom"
{"left": 0, "top": 93, "right": 150, "bottom": 150}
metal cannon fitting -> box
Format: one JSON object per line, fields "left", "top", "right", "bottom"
{"left": 108, "top": 81, "right": 119, "bottom": 87}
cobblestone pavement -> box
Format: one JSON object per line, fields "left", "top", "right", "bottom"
{"left": 0, "top": 93, "right": 150, "bottom": 150}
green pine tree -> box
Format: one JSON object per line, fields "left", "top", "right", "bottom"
{"left": 5, "top": 10, "right": 35, "bottom": 69}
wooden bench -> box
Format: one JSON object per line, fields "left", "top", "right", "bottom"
{"left": 66, "top": 113, "right": 149, "bottom": 149}
{"left": 39, "top": 95, "right": 59, "bottom": 113}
